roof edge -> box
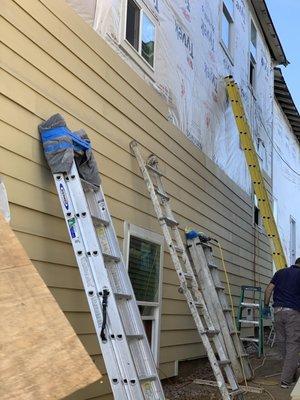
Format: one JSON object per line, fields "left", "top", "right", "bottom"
{"left": 274, "top": 68, "right": 300, "bottom": 139}
{"left": 251, "top": 0, "right": 289, "bottom": 66}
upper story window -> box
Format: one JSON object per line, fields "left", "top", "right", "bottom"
{"left": 249, "top": 21, "right": 257, "bottom": 88}
{"left": 221, "top": 0, "right": 234, "bottom": 56}
{"left": 125, "top": 0, "right": 156, "bottom": 68}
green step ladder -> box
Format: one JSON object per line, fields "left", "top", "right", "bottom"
{"left": 236, "top": 286, "right": 264, "bottom": 357}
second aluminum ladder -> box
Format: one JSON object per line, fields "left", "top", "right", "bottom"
{"left": 131, "top": 140, "right": 245, "bottom": 400}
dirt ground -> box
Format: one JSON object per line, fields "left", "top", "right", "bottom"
{"left": 162, "top": 344, "right": 294, "bottom": 400}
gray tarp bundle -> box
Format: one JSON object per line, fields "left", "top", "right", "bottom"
{"left": 39, "top": 114, "right": 101, "bottom": 187}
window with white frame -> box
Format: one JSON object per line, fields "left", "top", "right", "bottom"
{"left": 221, "top": 0, "right": 234, "bottom": 55}
{"left": 124, "top": 223, "right": 163, "bottom": 364}
{"left": 254, "top": 194, "right": 261, "bottom": 227}
{"left": 125, "top": 0, "right": 156, "bottom": 68}
{"left": 249, "top": 21, "right": 257, "bottom": 88}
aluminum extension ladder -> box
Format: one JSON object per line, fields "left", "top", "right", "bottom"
{"left": 225, "top": 76, "right": 287, "bottom": 270}
{"left": 52, "top": 161, "right": 164, "bottom": 399}
{"left": 130, "top": 141, "right": 244, "bottom": 400}
{"left": 186, "top": 235, "right": 253, "bottom": 381}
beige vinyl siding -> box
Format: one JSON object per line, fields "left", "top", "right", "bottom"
{"left": 1, "top": 0, "right": 272, "bottom": 398}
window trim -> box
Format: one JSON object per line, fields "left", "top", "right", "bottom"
{"left": 290, "top": 215, "right": 296, "bottom": 265}
{"left": 248, "top": 20, "right": 257, "bottom": 90}
{"left": 220, "top": 0, "right": 234, "bottom": 64}
{"left": 250, "top": 20, "right": 257, "bottom": 61}
{"left": 253, "top": 193, "right": 262, "bottom": 229}
{"left": 123, "top": 222, "right": 164, "bottom": 365}
{"left": 121, "top": 0, "right": 157, "bottom": 76}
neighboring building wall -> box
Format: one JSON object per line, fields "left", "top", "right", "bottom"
{"left": 1, "top": 0, "right": 272, "bottom": 399}
{"left": 67, "top": 0, "right": 274, "bottom": 194}
{"left": 273, "top": 101, "right": 300, "bottom": 266}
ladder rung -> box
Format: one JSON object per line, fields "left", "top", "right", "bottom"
{"left": 218, "top": 359, "right": 231, "bottom": 366}
{"left": 200, "top": 242, "right": 212, "bottom": 249}
{"left": 194, "top": 302, "right": 203, "bottom": 308}
{"left": 237, "top": 352, "right": 249, "bottom": 358}
{"left": 175, "top": 246, "right": 184, "bottom": 254}
{"left": 92, "top": 216, "right": 110, "bottom": 227}
{"left": 223, "top": 307, "right": 232, "bottom": 312}
{"left": 229, "top": 388, "right": 245, "bottom": 397}
{"left": 238, "top": 319, "right": 259, "bottom": 326}
{"left": 159, "top": 216, "right": 179, "bottom": 227}
{"left": 126, "top": 334, "right": 144, "bottom": 340}
{"left": 183, "top": 272, "right": 193, "bottom": 279}
{"left": 208, "top": 262, "right": 218, "bottom": 269}
{"left": 80, "top": 178, "right": 99, "bottom": 192}
{"left": 241, "top": 302, "right": 260, "bottom": 308}
{"left": 103, "top": 253, "right": 121, "bottom": 263}
{"left": 240, "top": 337, "right": 259, "bottom": 343}
{"left": 146, "top": 164, "right": 163, "bottom": 176}
{"left": 200, "top": 329, "right": 219, "bottom": 337}
{"left": 114, "top": 292, "right": 132, "bottom": 300}
{"left": 230, "top": 330, "right": 241, "bottom": 335}
{"left": 139, "top": 374, "right": 157, "bottom": 383}
{"left": 154, "top": 188, "right": 170, "bottom": 201}
{"left": 215, "top": 284, "right": 225, "bottom": 290}
{"left": 241, "top": 286, "right": 261, "bottom": 292}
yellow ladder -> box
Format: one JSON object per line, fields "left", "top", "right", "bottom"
{"left": 225, "top": 76, "right": 287, "bottom": 270}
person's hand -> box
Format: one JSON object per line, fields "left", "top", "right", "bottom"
{"left": 262, "top": 306, "right": 271, "bottom": 319}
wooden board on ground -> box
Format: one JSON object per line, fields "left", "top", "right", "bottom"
{"left": 0, "top": 213, "right": 101, "bottom": 400}
{"left": 193, "top": 379, "right": 263, "bottom": 394}
{"left": 291, "top": 377, "right": 300, "bottom": 399}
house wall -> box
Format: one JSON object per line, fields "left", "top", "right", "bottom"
{"left": 67, "top": 0, "right": 275, "bottom": 194}
{"left": 1, "top": 0, "right": 272, "bottom": 399}
{"left": 273, "top": 101, "right": 300, "bottom": 266}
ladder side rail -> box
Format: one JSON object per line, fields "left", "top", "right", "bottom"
{"left": 90, "top": 186, "right": 163, "bottom": 390}
{"left": 62, "top": 165, "right": 149, "bottom": 399}
{"left": 201, "top": 245, "right": 253, "bottom": 380}
{"left": 54, "top": 171, "right": 139, "bottom": 399}
{"left": 158, "top": 197, "right": 239, "bottom": 390}
{"left": 161, "top": 197, "right": 240, "bottom": 392}
{"left": 225, "top": 77, "right": 287, "bottom": 270}
{"left": 93, "top": 185, "right": 151, "bottom": 337}
{"left": 130, "top": 143, "right": 238, "bottom": 399}
{"left": 188, "top": 238, "right": 244, "bottom": 382}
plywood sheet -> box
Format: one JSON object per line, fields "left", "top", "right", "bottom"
{"left": 291, "top": 377, "right": 300, "bottom": 399}
{"left": 0, "top": 214, "right": 101, "bottom": 400}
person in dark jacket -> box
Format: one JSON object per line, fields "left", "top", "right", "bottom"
{"left": 264, "top": 258, "right": 300, "bottom": 388}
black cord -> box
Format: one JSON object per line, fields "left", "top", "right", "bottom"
{"left": 100, "top": 289, "right": 109, "bottom": 342}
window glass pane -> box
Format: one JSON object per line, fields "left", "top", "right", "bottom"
{"left": 249, "top": 57, "right": 255, "bottom": 86}
{"left": 222, "top": 11, "right": 230, "bottom": 49}
{"left": 138, "top": 305, "right": 155, "bottom": 317}
{"left": 126, "top": 0, "right": 140, "bottom": 50}
{"left": 251, "top": 21, "right": 257, "bottom": 47}
{"left": 250, "top": 21, "right": 257, "bottom": 58}
{"left": 223, "top": 0, "right": 233, "bottom": 16}
{"left": 141, "top": 13, "right": 155, "bottom": 66}
{"left": 143, "top": 320, "right": 153, "bottom": 345}
{"left": 128, "top": 236, "right": 160, "bottom": 302}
